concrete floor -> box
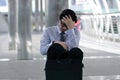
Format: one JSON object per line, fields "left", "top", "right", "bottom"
{"left": 0, "top": 33, "right": 120, "bottom": 80}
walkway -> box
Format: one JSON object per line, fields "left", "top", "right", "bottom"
{"left": 0, "top": 32, "right": 120, "bottom": 80}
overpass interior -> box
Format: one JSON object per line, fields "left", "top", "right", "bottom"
{"left": 0, "top": 0, "right": 120, "bottom": 80}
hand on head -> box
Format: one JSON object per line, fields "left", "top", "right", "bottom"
{"left": 62, "top": 15, "right": 75, "bottom": 30}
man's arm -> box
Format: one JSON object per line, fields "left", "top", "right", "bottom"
{"left": 62, "top": 15, "right": 80, "bottom": 50}
{"left": 40, "top": 29, "right": 51, "bottom": 55}
{"left": 65, "top": 28, "right": 80, "bottom": 50}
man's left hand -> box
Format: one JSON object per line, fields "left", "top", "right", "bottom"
{"left": 62, "top": 15, "right": 75, "bottom": 30}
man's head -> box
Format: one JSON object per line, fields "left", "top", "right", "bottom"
{"left": 59, "top": 9, "right": 77, "bottom": 31}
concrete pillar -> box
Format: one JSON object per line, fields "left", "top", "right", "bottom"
{"left": 45, "top": 0, "right": 68, "bottom": 27}
{"left": 40, "top": 0, "right": 44, "bottom": 32}
{"left": 34, "top": 0, "right": 40, "bottom": 31}
{"left": 8, "top": 0, "right": 16, "bottom": 50}
{"left": 17, "top": 0, "right": 32, "bottom": 60}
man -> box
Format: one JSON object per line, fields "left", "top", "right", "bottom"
{"left": 40, "top": 9, "right": 83, "bottom": 61}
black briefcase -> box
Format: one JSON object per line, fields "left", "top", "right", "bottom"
{"left": 45, "top": 59, "right": 83, "bottom": 80}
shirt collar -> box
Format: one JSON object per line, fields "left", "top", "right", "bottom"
{"left": 57, "top": 25, "right": 62, "bottom": 34}
{"left": 57, "top": 25, "right": 68, "bottom": 34}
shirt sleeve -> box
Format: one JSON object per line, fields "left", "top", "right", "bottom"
{"left": 65, "top": 27, "right": 80, "bottom": 50}
{"left": 40, "top": 29, "right": 52, "bottom": 55}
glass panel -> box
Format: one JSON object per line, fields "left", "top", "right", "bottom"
{"left": 0, "top": 0, "right": 6, "bottom": 6}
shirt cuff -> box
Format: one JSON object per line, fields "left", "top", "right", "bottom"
{"left": 66, "top": 28, "right": 75, "bottom": 34}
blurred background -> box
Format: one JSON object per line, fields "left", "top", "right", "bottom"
{"left": 0, "top": 0, "right": 120, "bottom": 80}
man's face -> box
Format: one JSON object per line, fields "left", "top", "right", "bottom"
{"left": 60, "top": 20, "right": 68, "bottom": 31}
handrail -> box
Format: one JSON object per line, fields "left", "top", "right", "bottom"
{"left": 77, "top": 12, "right": 120, "bottom": 43}
{"left": 76, "top": 12, "right": 120, "bottom": 16}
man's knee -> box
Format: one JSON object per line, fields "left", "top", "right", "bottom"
{"left": 70, "top": 47, "right": 83, "bottom": 54}
{"left": 47, "top": 43, "right": 66, "bottom": 60}
{"left": 69, "top": 47, "right": 83, "bottom": 60}
{"left": 48, "top": 43, "right": 64, "bottom": 52}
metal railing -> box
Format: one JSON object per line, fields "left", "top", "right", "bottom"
{"left": 77, "top": 12, "right": 120, "bottom": 42}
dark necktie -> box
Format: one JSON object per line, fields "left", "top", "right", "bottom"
{"left": 60, "top": 31, "right": 65, "bottom": 41}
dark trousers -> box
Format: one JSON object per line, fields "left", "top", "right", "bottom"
{"left": 47, "top": 43, "right": 83, "bottom": 61}
{"left": 45, "top": 43, "right": 83, "bottom": 80}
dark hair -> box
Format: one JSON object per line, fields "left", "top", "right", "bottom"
{"left": 59, "top": 9, "right": 77, "bottom": 23}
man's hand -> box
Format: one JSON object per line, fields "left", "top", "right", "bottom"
{"left": 62, "top": 15, "right": 75, "bottom": 30}
{"left": 54, "top": 41, "right": 68, "bottom": 50}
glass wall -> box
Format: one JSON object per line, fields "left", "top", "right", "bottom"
{"left": 69, "top": 0, "right": 120, "bottom": 13}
